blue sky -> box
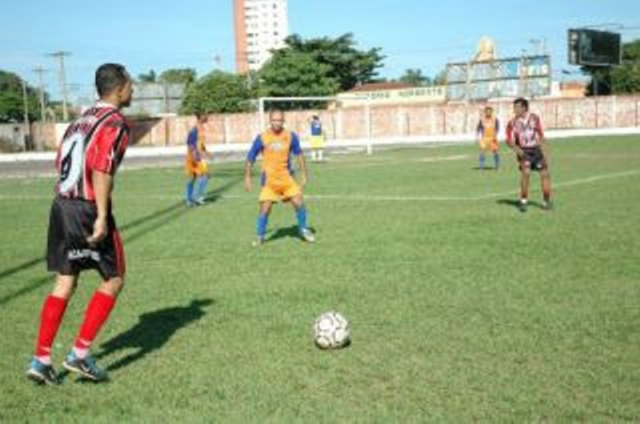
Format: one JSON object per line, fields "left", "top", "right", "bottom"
{"left": 2, "top": 0, "right": 639, "bottom": 102}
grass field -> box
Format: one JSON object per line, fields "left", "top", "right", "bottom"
{"left": 0, "top": 135, "right": 639, "bottom": 423}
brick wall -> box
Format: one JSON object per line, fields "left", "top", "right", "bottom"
{"left": 27, "top": 95, "right": 640, "bottom": 150}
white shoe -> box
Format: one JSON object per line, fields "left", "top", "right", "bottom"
{"left": 300, "top": 228, "right": 316, "bottom": 243}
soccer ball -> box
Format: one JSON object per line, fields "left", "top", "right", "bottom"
{"left": 313, "top": 311, "right": 350, "bottom": 349}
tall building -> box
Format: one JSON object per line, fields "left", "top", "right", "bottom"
{"left": 234, "top": 0, "right": 288, "bottom": 73}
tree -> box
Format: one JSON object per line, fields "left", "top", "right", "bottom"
{"left": 398, "top": 68, "right": 430, "bottom": 86}
{"left": 433, "top": 69, "right": 447, "bottom": 85}
{"left": 610, "top": 39, "right": 640, "bottom": 94}
{"left": 138, "top": 69, "right": 157, "bottom": 83}
{"left": 582, "top": 39, "right": 640, "bottom": 95}
{"left": 258, "top": 50, "right": 340, "bottom": 109}
{"left": 180, "top": 70, "right": 253, "bottom": 114}
{"left": 159, "top": 68, "right": 197, "bottom": 86}
{"left": 264, "top": 33, "right": 385, "bottom": 93}
{"left": 0, "top": 70, "right": 41, "bottom": 123}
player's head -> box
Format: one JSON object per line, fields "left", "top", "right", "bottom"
{"left": 195, "top": 111, "right": 208, "bottom": 124}
{"left": 95, "top": 63, "right": 133, "bottom": 108}
{"left": 513, "top": 97, "right": 529, "bottom": 117}
{"left": 269, "top": 109, "right": 285, "bottom": 133}
{"left": 483, "top": 106, "right": 493, "bottom": 118}
{"left": 312, "top": 115, "right": 319, "bottom": 120}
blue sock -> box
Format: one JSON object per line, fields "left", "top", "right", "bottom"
{"left": 185, "top": 180, "right": 195, "bottom": 202}
{"left": 296, "top": 206, "right": 308, "bottom": 231}
{"left": 195, "top": 176, "right": 209, "bottom": 199}
{"left": 494, "top": 153, "right": 500, "bottom": 169}
{"left": 479, "top": 153, "right": 485, "bottom": 168}
{"left": 257, "top": 213, "right": 268, "bottom": 238}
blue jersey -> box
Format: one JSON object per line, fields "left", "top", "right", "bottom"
{"left": 310, "top": 120, "right": 323, "bottom": 136}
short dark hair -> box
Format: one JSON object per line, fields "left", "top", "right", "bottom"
{"left": 513, "top": 97, "right": 529, "bottom": 110}
{"left": 269, "top": 109, "right": 284, "bottom": 118}
{"left": 95, "top": 63, "right": 129, "bottom": 97}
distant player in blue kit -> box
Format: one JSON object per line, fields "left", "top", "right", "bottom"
{"left": 184, "top": 112, "right": 212, "bottom": 206}
{"left": 476, "top": 106, "right": 500, "bottom": 170}
{"left": 309, "top": 115, "right": 325, "bottom": 162}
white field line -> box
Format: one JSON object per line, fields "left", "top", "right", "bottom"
{"left": 1, "top": 170, "right": 637, "bottom": 202}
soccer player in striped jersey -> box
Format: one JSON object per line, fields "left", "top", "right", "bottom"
{"left": 26, "top": 64, "right": 132, "bottom": 384}
{"left": 476, "top": 106, "right": 500, "bottom": 170}
{"left": 244, "top": 109, "right": 315, "bottom": 246}
{"left": 506, "top": 97, "right": 553, "bottom": 212}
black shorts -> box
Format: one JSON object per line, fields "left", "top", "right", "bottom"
{"left": 46, "top": 197, "right": 125, "bottom": 279}
{"left": 519, "top": 147, "right": 548, "bottom": 171}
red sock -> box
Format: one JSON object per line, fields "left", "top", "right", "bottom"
{"left": 74, "top": 292, "right": 116, "bottom": 356}
{"left": 35, "top": 295, "right": 69, "bottom": 360}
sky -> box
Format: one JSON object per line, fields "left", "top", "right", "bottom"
{"left": 2, "top": 0, "right": 639, "bottom": 103}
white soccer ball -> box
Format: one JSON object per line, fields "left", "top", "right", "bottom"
{"left": 313, "top": 311, "right": 351, "bottom": 349}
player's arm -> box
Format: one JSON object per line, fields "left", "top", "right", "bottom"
{"left": 244, "top": 136, "right": 263, "bottom": 191}
{"left": 505, "top": 120, "right": 523, "bottom": 157}
{"left": 87, "top": 121, "right": 125, "bottom": 245}
{"left": 536, "top": 117, "right": 549, "bottom": 161}
{"left": 476, "top": 120, "right": 483, "bottom": 143}
{"left": 87, "top": 171, "right": 112, "bottom": 245}
{"left": 291, "top": 133, "right": 308, "bottom": 187}
{"left": 187, "top": 129, "right": 200, "bottom": 161}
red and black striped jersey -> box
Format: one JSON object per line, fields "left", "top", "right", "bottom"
{"left": 55, "top": 102, "right": 129, "bottom": 201}
{"left": 506, "top": 113, "right": 544, "bottom": 149}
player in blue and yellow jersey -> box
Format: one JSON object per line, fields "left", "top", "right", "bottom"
{"left": 309, "top": 115, "right": 325, "bottom": 162}
{"left": 476, "top": 106, "right": 500, "bottom": 170}
{"left": 184, "top": 112, "right": 212, "bottom": 206}
{"left": 244, "top": 109, "right": 315, "bottom": 245}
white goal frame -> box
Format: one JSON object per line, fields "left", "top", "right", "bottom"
{"left": 257, "top": 95, "right": 374, "bottom": 154}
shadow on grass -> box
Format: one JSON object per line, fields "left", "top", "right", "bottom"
{"left": 265, "top": 225, "right": 316, "bottom": 244}
{"left": 0, "top": 176, "right": 241, "bottom": 304}
{"left": 497, "top": 198, "right": 544, "bottom": 211}
{"left": 471, "top": 166, "right": 499, "bottom": 171}
{"left": 94, "top": 298, "right": 215, "bottom": 373}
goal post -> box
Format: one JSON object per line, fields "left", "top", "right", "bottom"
{"left": 257, "top": 95, "right": 374, "bottom": 155}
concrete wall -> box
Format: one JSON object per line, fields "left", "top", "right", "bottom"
{"left": 19, "top": 95, "right": 640, "bottom": 150}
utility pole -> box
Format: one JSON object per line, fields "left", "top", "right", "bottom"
{"left": 21, "top": 79, "right": 32, "bottom": 150}
{"left": 48, "top": 51, "right": 71, "bottom": 121}
{"left": 33, "top": 66, "right": 48, "bottom": 122}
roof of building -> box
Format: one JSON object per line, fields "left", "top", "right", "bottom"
{"left": 347, "top": 82, "right": 416, "bottom": 92}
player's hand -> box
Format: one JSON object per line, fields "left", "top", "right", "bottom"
{"left": 244, "top": 176, "right": 252, "bottom": 192}
{"left": 299, "top": 174, "right": 308, "bottom": 188}
{"left": 87, "top": 216, "right": 108, "bottom": 246}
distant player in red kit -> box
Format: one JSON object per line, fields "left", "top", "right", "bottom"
{"left": 26, "top": 64, "right": 133, "bottom": 384}
{"left": 506, "top": 97, "right": 553, "bottom": 212}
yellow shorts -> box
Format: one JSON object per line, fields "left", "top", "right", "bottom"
{"left": 259, "top": 180, "right": 301, "bottom": 203}
{"left": 479, "top": 139, "right": 498, "bottom": 152}
{"left": 185, "top": 160, "right": 208, "bottom": 177}
{"left": 310, "top": 135, "right": 325, "bottom": 149}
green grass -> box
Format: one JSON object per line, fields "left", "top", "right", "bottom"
{"left": 0, "top": 135, "right": 639, "bottom": 423}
